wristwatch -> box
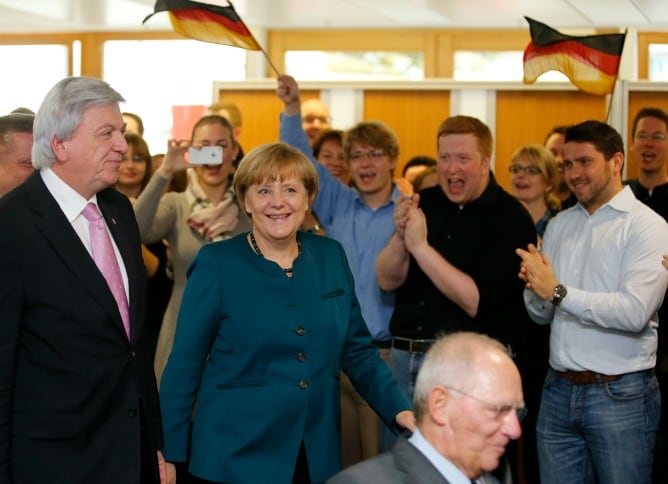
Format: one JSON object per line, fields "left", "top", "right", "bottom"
{"left": 551, "top": 284, "right": 567, "bottom": 305}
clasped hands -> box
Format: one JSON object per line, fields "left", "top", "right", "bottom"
{"left": 394, "top": 194, "right": 428, "bottom": 253}
{"left": 515, "top": 244, "right": 559, "bottom": 302}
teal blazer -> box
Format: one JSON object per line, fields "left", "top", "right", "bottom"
{"left": 160, "top": 232, "right": 411, "bottom": 483}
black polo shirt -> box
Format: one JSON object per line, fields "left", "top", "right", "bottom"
{"left": 626, "top": 179, "right": 668, "bottom": 221}
{"left": 389, "top": 173, "right": 537, "bottom": 349}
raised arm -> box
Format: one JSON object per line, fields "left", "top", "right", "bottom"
{"left": 376, "top": 232, "right": 411, "bottom": 291}
{"left": 134, "top": 139, "right": 190, "bottom": 244}
{"left": 376, "top": 196, "right": 414, "bottom": 291}
{"left": 277, "top": 74, "right": 301, "bottom": 117}
{"left": 277, "top": 75, "right": 312, "bottom": 157}
{"left": 276, "top": 75, "right": 354, "bottom": 225}
{"left": 402, "top": 200, "right": 479, "bottom": 317}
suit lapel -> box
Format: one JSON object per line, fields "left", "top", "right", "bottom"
{"left": 25, "top": 174, "right": 131, "bottom": 341}
{"left": 393, "top": 437, "right": 451, "bottom": 484}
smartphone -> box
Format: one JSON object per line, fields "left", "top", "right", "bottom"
{"left": 188, "top": 146, "right": 223, "bottom": 165}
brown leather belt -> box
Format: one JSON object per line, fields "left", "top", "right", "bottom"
{"left": 555, "top": 370, "right": 622, "bottom": 385}
{"left": 392, "top": 337, "right": 436, "bottom": 354}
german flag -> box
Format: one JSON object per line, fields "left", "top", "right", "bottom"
{"left": 143, "top": 0, "right": 261, "bottom": 50}
{"left": 523, "top": 17, "right": 626, "bottom": 95}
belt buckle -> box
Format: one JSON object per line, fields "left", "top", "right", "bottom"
{"left": 409, "top": 338, "right": 431, "bottom": 354}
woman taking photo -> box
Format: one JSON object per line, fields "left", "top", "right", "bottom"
{"left": 159, "top": 142, "right": 414, "bottom": 484}
{"left": 134, "top": 114, "right": 251, "bottom": 382}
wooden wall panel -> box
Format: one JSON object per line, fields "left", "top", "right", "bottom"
{"left": 363, "top": 90, "right": 450, "bottom": 175}
{"left": 214, "top": 89, "right": 320, "bottom": 154}
{"left": 627, "top": 91, "right": 668, "bottom": 180}
{"left": 495, "top": 91, "right": 607, "bottom": 190}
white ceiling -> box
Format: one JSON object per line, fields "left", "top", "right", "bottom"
{"left": 1, "top": 0, "right": 667, "bottom": 33}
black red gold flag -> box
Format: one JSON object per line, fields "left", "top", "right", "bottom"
{"left": 522, "top": 17, "right": 626, "bottom": 95}
{"left": 143, "top": 0, "right": 261, "bottom": 51}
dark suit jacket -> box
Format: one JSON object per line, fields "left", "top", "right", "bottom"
{"left": 0, "top": 172, "right": 163, "bottom": 484}
{"left": 327, "top": 436, "right": 501, "bottom": 484}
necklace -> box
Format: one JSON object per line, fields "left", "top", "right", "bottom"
{"left": 249, "top": 231, "right": 302, "bottom": 274}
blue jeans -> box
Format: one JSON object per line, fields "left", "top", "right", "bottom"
{"left": 537, "top": 368, "right": 661, "bottom": 484}
{"left": 380, "top": 347, "right": 425, "bottom": 451}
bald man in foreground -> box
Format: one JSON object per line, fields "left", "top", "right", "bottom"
{"left": 328, "top": 331, "right": 524, "bottom": 484}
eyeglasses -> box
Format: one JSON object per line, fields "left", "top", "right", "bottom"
{"left": 445, "top": 386, "right": 528, "bottom": 422}
{"left": 509, "top": 164, "right": 543, "bottom": 175}
{"left": 635, "top": 132, "right": 667, "bottom": 142}
{"left": 349, "top": 150, "right": 385, "bottom": 162}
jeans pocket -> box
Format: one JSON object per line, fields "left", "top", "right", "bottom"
{"left": 543, "top": 368, "right": 556, "bottom": 389}
{"left": 604, "top": 374, "right": 646, "bottom": 402}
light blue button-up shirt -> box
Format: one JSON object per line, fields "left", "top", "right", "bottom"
{"left": 280, "top": 112, "right": 401, "bottom": 340}
{"left": 409, "top": 428, "right": 477, "bottom": 484}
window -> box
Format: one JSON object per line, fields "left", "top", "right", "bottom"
{"left": 0, "top": 45, "right": 69, "bottom": 114}
{"left": 285, "top": 50, "right": 424, "bottom": 80}
{"left": 649, "top": 44, "right": 668, "bottom": 81}
{"left": 454, "top": 51, "right": 569, "bottom": 82}
{"left": 104, "top": 40, "right": 246, "bottom": 153}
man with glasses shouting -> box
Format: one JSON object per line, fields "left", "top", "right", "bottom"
{"left": 328, "top": 331, "right": 524, "bottom": 484}
{"left": 626, "top": 107, "right": 668, "bottom": 220}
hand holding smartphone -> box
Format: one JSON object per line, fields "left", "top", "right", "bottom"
{"left": 188, "top": 146, "right": 223, "bottom": 165}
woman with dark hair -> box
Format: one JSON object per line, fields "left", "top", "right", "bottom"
{"left": 301, "top": 129, "right": 347, "bottom": 236}
{"left": 116, "top": 132, "right": 152, "bottom": 199}
{"left": 312, "top": 129, "right": 348, "bottom": 184}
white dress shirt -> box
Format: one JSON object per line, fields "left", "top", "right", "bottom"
{"left": 523, "top": 186, "right": 668, "bottom": 374}
{"left": 40, "top": 167, "right": 129, "bottom": 298}
{"left": 409, "top": 428, "right": 481, "bottom": 484}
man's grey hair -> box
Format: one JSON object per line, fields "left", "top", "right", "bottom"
{"left": 32, "top": 77, "right": 125, "bottom": 169}
{"left": 412, "top": 332, "right": 511, "bottom": 421}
